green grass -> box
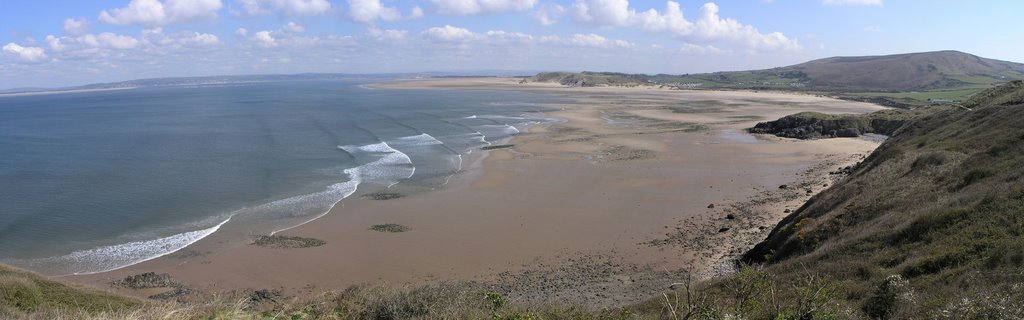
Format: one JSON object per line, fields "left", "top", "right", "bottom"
{"left": 0, "top": 265, "right": 143, "bottom": 318}
{"left": 743, "top": 81, "right": 1024, "bottom": 317}
{"left": 0, "top": 263, "right": 863, "bottom": 320}
{"left": 847, "top": 87, "right": 987, "bottom": 104}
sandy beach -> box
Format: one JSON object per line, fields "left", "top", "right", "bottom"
{"left": 67, "top": 78, "right": 886, "bottom": 306}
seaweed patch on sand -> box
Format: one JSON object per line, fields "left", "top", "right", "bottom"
{"left": 481, "top": 144, "right": 515, "bottom": 151}
{"left": 599, "top": 146, "right": 657, "bottom": 161}
{"left": 110, "top": 272, "right": 178, "bottom": 289}
{"left": 110, "top": 272, "right": 198, "bottom": 300}
{"left": 252, "top": 235, "right": 326, "bottom": 248}
{"left": 362, "top": 192, "right": 404, "bottom": 200}
{"left": 369, "top": 223, "right": 410, "bottom": 233}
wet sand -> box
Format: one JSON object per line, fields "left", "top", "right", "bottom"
{"left": 67, "top": 78, "right": 885, "bottom": 305}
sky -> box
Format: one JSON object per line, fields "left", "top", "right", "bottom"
{"left": 1, "top": 0, "right": 1022, "bottom": 89}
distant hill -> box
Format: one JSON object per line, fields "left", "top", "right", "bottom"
{"left": 780, "top": 50, "right": 1024, "bottom": 91}
{"left": 530, "top": 51, "right": 1024, "bottom": 107}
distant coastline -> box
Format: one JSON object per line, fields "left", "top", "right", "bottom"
{"left": 0, "top": 87, "right": 138, "bottom": 98}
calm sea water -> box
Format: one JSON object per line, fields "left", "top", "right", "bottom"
{"left": 0, "top": 79, "right": 561, "bottom": 275}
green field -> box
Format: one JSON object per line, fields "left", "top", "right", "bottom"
{"left": 848, "top": 87, "right": 989, "bottom": 105}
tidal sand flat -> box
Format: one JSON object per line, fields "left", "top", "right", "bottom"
{"left": 66, "top": 78, "right": 885, "bottom": 305}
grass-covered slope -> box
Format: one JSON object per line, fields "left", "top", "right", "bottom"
{"left": 0, "top": 264, "right": 142, "bottom": 319}
{"left": 742, "top": 81, "right": 1024, "bottom": 317}
{"left": 789, "top": 50, "right": 1024, "bottom": 91}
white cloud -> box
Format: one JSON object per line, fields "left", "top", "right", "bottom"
{"left": 347, "top": 0, "right": 402, "bottom": 23}
{"left": 98, "top": 33, "right": 141, "bottom": 49}
{"left": 235, "top": 0, "right": 331, "bottom": 17}
{"left": 823, "top": 0, "right": 882, "bottom": 5}
{"left": 693, "top": 3, "right": 798, "bottom": 50}
{"left": 158, "top": 32, "right": 221, "bottom": 46}
{"left": 99, "top": 0, "right": 223, "bottom": 26}
{"left": 483, "top": 30, "right": 534, "bottom": 43}
{"left": 418, "top": 25, "right": 635, "bottom": 49}
{"left": 367, "top": 28, "right": 408, "bottom": 41}
{"left": 572, "top": 0, "right": 799, "bottom": 51}
{"left": 568, "top": 33, "right": 633, "bottom": 48}
{"left": 138, "top": 27, "right": 214, "bottom": 47}
{"left": 284, "top": 22, "right": 305, "bottom": 33}
{"left": 573, "top": 0, "right": 631, "bottom": 26}
{"left": 44, "top": 36, "right": 65, "bottom": 51}
{"left": 236, "top": 27, "right": 249, "bottom": 37}
{"left": 531, "top": 4, "right": 565, "bottom": 26}
{"left": 422, "top": 25, "right": 476, "bottom": 42}
{"left": 634, "top": 1, "right": 693, "bottom": 35}
{"left": 679, "top": 43, "right": 724, "bottom": 54}
{"left": 64, "top": 18, "right": 90, "bottom": 35}
{"left": 409, "top": 6, "right": 424, "bottom": 19}
{"left": 430, "top": 0, "right": 538, "bottom": 15}
{"left": 44, "top": 32, "right": 143, "bottom": 51}
{"left": 3, "top": 43, "right": 48, "bottom": 62}
{"left": 253, "top": 30, "right": 277, "bottom": 47}
{"left": 74, "top": 35, "right": 101, "bottom": 48}
{"left": 537, "top": 33, "right": 633, "bottom": 48}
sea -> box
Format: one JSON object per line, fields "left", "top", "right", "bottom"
{"left": 0, "top": 78, "right": 562, "bottom": 275}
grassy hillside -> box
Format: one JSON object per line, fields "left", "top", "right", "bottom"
{"left": 789, "top": 50, "right": 1024, "bottom": 91}
{"left": 0, "top": 263, "right": 882, "bottom": 319}
{"left": 742, "top": 80, "right": 1024, "bottom": 318}
{"left": 531, "top": 51, "right": 1024, "bottom": 107}
{"left": 0, "top": 264, "right": 142, "bottom": 319}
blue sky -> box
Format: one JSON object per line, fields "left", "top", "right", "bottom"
{"left": 1, "top": 0, "right": 1022, "bottom": 88}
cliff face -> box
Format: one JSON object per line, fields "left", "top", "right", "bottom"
{"left": 741, "top": 81, "right": 1024, "bottom": 316}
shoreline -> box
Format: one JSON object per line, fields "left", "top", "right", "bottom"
{"left": 0, "top": 87, "right": 138, "bottom": 98}
{"left": 64, "top": 77, "right": 886, "bottom": 305}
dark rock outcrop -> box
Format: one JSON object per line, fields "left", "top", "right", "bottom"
{"left": 111, "top": 272, "right": 177, "bottom": 289}
{"left": 747, "top": 109, "right": 918, "bottom": 140}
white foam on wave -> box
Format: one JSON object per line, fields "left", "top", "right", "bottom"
{"left": 479, "top": 124, "right": 521, "bottom": 139}
{"left": 462, "top": 115, "right": 477, "bottom": 119}
{"left": 390, "top": 133, "right": 464, "bottom": 179}
{"left": 245, "top": 137, "right": 423, "bottom": 235}
{"left": 391, "top": 133, "right": 445, "bottom": 146}
{"left": 528, "top": 113, "right": 568, "bottom": 124}
{"left": 268, "top": 175, "right": 361, "bottom": 234}
{"left": 469, "top": 132, "right": 491, "bottom": 146}
{"left": 339, "top": 140, "right": 415, "bottom": 187}
{"left": 16, "top": 216, "right": 233, "bottom": 276}
{"left": 477, "top": 114, "right": 526, "bottom": 122}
